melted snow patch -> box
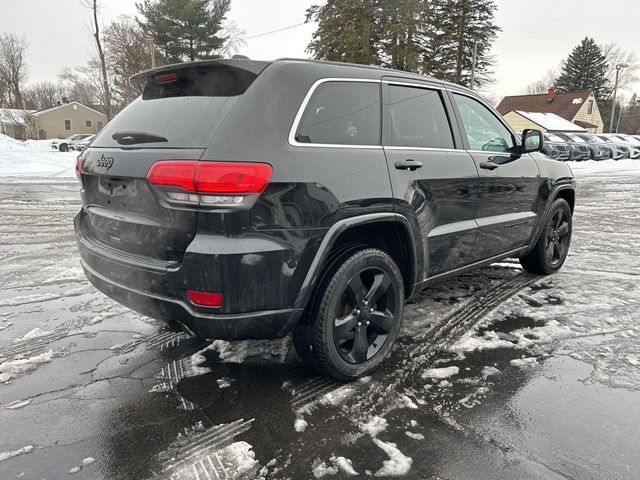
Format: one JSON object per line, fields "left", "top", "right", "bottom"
{"left": 294, "top": 417, "right": 308, "bottom": 432}
{"left": 0, "top": 445, "right": 34, "bottom": 463}
{"left": 451, "top": 330, "right": 514, "bottom": 353}
{"left": 481, "top": 366, "right": 500, "bottom": 378}
{"left": 0, "top": 351, "right": 54, "bottom": 382}
{"left": 510, "top": 357, "right": 539, "bottom": 368}
{"left": 202, "top": 337, "right": 291, "bottom": 363}
{"left": 405, "top": 431, "right": 424, "bottom": 440}
{"left": 15, "top": 327, "right": 52, "bottom": 342}
{"left": 313, "top": 457, "right": 358, "bottom": 477}
{"left": 422, "top": 366, "right": 459, "bottom": 380}
{"left": 4, "top": 398, "right": 31, "bottom": 409}
{"left": 372, "top": 438, "right": 413, "bottom": 476}
{"left": 360, "top": 416, "right": 388, "bottom": 437}
{"left": 319, "top": 385, "right": 355, "bottom": 406}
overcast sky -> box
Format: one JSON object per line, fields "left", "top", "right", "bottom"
{"left": 2, "top": 0, "right": 639, "bottom": 101}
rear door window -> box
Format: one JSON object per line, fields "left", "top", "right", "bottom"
{"left": 294, "top": 81, "right": 381, "bottom": 146}
{"left": 386, "top": 85, "right": 454, "bottom": 149}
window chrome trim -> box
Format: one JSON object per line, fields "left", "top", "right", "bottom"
{"left": 382, "top": 79, "right": 444, "bottom": 90}
{"left": 288, "top": 77, "right": 383, "bottom": 149}
{"left": 384, "top": 146, "right": 460, "bottom": 153}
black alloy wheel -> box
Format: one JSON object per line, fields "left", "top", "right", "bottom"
{"left": 333, "top": 267, "right": 397, "bottom": 364}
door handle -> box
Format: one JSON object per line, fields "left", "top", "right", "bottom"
{"left": 479, "top": 161, "right": 499, "bottom": 170}
{"left": 394, "top": 159, "right": 423, "bottom": 171}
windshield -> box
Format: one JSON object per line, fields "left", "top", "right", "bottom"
{"left": 545, "top": 133, "right": 565, "bottom": 142}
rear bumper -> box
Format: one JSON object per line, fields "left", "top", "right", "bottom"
{"left": 81, "top": 260, "right": 298, "bottom": 339}
{"left": 74, "top": 211, "right": 310, "bottom": 340}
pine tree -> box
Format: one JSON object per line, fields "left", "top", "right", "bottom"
{"left": 556, "top": 37, "right": 610, "bottom": 101}
{"left": 136, "top": 0, "right": 230, "bottom": 63}
{"left": 307, "top": 0, "right": 499, "bottom": 88}
{"left": 306, "top": 0, "right": 382, "bottom": 66}
{"left": 423, "top": 0, "right": 500, "bottom": 88}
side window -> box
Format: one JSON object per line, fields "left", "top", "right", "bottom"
{"left": 294, "top": 81, "right": 380, "bottom": 146}
{"left": 64, "top": 119, "right": 72, "bottom": 131}
{"left": 452, "top": 93, "right": 514, "bottom": 153}
{"left": 387, "top": 85, "right": 454, "bottom": 149}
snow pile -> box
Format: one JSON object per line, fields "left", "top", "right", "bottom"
{"left": 421, "top": 365, "right": 459, "bottom": 380}
{"left": 0, "top": 445, "right": 34, "bottom": 463}
{"left": 568, "top": 158, "right": 640, "bottom": 177}
{"left": 0, "top": 351, "right": 54, "bottom": 382}
{"left": 372, "top": 438, "right": 413, "bottom": 476}
{"left": 0, "top": 134, "right": 77, "bottom": 177}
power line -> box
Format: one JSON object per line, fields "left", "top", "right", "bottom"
{"left": 239, "top": 22, "right": 308, "bottom": 41}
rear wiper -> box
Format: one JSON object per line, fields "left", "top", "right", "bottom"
{"left": 112, "top": 131, "right": 168, "bottom": 145}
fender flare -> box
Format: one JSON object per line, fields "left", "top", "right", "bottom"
{"left": 523, "top": 179, "right": 575, "bottom": 256}
{"left": 291, "top": 212, "right": 418, "bottom": 313}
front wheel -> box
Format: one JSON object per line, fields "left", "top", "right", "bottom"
{"left": 520, "top": 198, "right": 572, "bottom": 275}
{"left": 58, "top": 143, "right": 68, "bottom": 152}
{"left": 299, "top": 248, "right": 404, "bottom": 381}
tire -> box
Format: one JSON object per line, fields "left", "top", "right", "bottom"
{"left": 59, "top": 143, "right": 68, "bottom": 152}
{"left": 293, "top": 243, "right": 365, "bottom": 369}
{"left": 520, "top": 198, "right": 572, "bottom": 275}
{"left": 301, "top": 248, "right": 405, "bottom": 381}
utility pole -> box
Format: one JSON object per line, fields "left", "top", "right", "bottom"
{"left": 616, "top": 101, "right": 624, "bottom": 133}
{"left": 149, "top": 38, "right": 156, "bottom": 68}
{"left": 610, "top": 63, "right": 628, "bottom": 132}
{"left": 470, "top": 40, "right": 478, "bottom": 90}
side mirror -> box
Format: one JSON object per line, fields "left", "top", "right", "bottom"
{"left": 522, "top": 129, "right": 544, "bottom": 153}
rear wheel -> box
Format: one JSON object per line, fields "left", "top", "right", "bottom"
{"left": 520, "top": 198, "right": 572, "bottom": 275}
{"left": 297, "top": 248, "right": 404, "bottom": 380}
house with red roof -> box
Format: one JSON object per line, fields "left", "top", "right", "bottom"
{"left": 497, "top": 88, "right": 604, "bottom": 133}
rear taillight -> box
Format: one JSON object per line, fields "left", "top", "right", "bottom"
{"left": 75, "top": 154, "right": 84, "bottom": 180}
{"left": 146, "top": 161, "right": 272, "bottom": 207}
{"left": 186, "top": 289, "right": 223, "bottom": 307}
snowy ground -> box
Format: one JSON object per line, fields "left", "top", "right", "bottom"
{"left": 0, "top": 134, "right": 77, "bottom": 178}
{"left": 0, "top": 150, "right": 639, "bottom": 479}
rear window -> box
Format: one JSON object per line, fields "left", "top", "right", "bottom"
{"left": 92, "top": 64, "right": 260, "bottom": 149}
{"left": 294, "top": 81, "right": 381, "bottom": 146}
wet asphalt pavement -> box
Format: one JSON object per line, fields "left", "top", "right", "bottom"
{"left": 0, "top": 165, "right": 639, "bottom": 480}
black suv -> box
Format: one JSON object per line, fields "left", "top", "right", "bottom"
{"left": 74, "top": 59, "right": 575, "bottom": 380}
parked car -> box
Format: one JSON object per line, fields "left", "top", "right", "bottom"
{"left": 70, "top": 134, "right": 95, "bottom": 152}
{"left": 593, "top": 135, "right": 634, "bottom": 159}
{"left": 546, "top": 132, "right": 592, "bottom": 161}
{"left": 52, "top": 134, "right": 94, "bottom": 152}
{"left": 542, "top": 134, "right": 570, "bottom": 161}
{"left": 74, "top": 58, "right": 576, "bottom": 380}
{"left": 602, "top": 134, "right": 640, "bottom": 159}
{"left": 569, "top": 133, "right": 613, "bottom": 161}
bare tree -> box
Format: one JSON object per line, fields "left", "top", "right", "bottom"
{"left": 81, "top": 0, "right": 112, "bottom": 119}
{"left": 602, "top": 43, "right": 640, "bottom": 93}
{"left": 522, "top": 66, "right": 561, "bottom": 95}
{"left": 104, "top": 16, "right": 157, "bottom": 106}
{"left": 24, "top": 81, "right": 66, "bottom": 110}
{"left": 58, "top": 58, "right": 109, "bottom": 109}
{"left": 0, "top": 33, "right": 29, "bottom": 108}
{"left": 218, "top": 20, "right": 247, "bottom": 58}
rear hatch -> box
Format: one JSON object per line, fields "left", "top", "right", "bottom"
{"left": 78, "top": 60, "right": 269, "bottom": 262}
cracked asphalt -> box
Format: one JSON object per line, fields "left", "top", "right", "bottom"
{"left": 1, "top": 163, "right": 639, "bottom": 480}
